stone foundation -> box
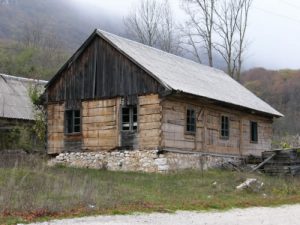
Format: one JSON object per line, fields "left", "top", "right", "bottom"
{"left": 48, "top": 150, "right": 242, "bottom": 172}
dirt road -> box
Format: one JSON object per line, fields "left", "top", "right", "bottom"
{"left": 24, "top": 204, "right": 300, "bottom": 225}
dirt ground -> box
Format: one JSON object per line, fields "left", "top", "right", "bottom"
{"left": 24, "top": 204, "right": 300, "bottom": 225}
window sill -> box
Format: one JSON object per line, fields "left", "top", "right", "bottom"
{"left": 121, "top": 130, "right": 138, "bottom": 133}
{"left": 65, "top": 132, "right": 82, "bottom": 136}
{"left": 185, "top": 132, "right": 196, "bottom": 137}
{"left": 220, "top": 136, "right": 229, "bottom": 140}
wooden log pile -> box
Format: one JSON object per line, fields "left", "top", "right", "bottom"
{"left": 261, "top": 148, "right": 300, "bottom": 176}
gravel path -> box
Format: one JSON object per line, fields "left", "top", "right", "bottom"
{"left": 25, "top": 204, "right": 300, "bottom": 225}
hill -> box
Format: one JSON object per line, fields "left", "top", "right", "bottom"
{"left": 0, "top": 0, "right": 124, "bottom": 79}
{"left": 241, "top": 68, "right": 300, "bottom": 136}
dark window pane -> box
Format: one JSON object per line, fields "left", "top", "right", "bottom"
{"left": 133, "top": 115, "right": 137, "bottom": 122}
{"left": 122, "top": 108, "right": 130, "bottom": 115}
{"left": 74, "top": 110, "right": 80, "bottom": 118}
{"left": 74, "top": 118, "right": 80, "bottom": 125}
{"left": 186, "top": 108, "right": 196, "bottom": 133}
{"left": 190, "top": 125, "right": 195, "bottom": 132}
{"left": 65, "top": 110, "right": 81, "bottom": 134}
{"left": 123, "top": 115, "right": 130, "bottom": 123}
{"left": 251, "top": 121, "right": 258, "bottom": 142}
{"left": 221, "top": 116, "right": 229, "bottom": 138}
{"left": 191, "top": 117, "right": 195, "bottom": 124}
{"left": 74, "top": 125, "right": 80, "bottom": 133}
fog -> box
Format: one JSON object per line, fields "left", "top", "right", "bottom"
{"left": 67, "top": 0, "right": 300, "bottom": 70}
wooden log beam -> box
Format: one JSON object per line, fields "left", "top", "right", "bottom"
{"left": 251, "top": 153, "right": 276, "bottom": 172}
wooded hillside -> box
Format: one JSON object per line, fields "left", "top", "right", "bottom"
{"left": 241, "top": 68, "right": 300, "bottom": 135}
{"left": 0, "top": 0, "right": 123, "bottom": 79}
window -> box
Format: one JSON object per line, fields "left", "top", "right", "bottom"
{"left": 186, "top": 108, "right": 196, "bottom": 133}
{"left": 250, "top": 121, "right": 258, "bottom": 143}
{"left": 65, "top": 110, "right": 81, "bottom": 134}
{"left": 221, "top": 116, "right": 229, "bottom": 139}
{"left": 122, "top": 106, "right": 137, "bottom": 131}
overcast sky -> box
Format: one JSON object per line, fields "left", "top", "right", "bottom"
{"left": 70, "top": 0, "right": 300, "bottom": 70}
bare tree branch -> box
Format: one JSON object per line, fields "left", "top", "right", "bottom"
{"left": 181, "top": 0, "right": 216, "bottom": 66}
{"left": 214, "top": 0, "right": 251, "bottom": 79}
{"left": 123, "top": 0, "right": 181, "bottom": 54}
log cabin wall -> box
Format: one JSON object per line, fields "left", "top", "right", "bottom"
{"left": 161, "top": 99, "right": 203, "bottom": 150}
{"left": 241, "top": 116, "right": 273, "bottom": 156}
{"left": 82, "top": 98, "right": 119, "bottom": 151}
{"left": 138, "top": 94, "right": 162, "bottom": 149}
{"left": 47, "top": 103, "right": 65, "bottom": 154}
{"left": 161, "top": 96, "right": 273, "bottom": 156}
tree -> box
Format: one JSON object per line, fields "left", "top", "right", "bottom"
{"left": 182, "top": 0, "right": 216, "bottom": 66}
{"left": 235, "top": 0, "right": 252, "bottom": 81}
{"left": 124, "top": 0, "right": 180, "bottom": 54}
{"left": 214, "top": 0, "right": 252, "bottom": 80}
{"left": 182, "top": 0, "right": 252, "bottom": 80}
{"left": 159, "top": 0, "right": 181, "bottom": 54}
{"left": 28, "top": 83, "right": 46, "bottom": 146}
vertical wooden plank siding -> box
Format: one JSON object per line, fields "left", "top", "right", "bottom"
{"left": 138, "top": 94, "right": 162, "bottom": 149}
{"left": 82, "top": 98, "right": 119, "bottom": 151}
{"left": 47, "top": 36, "right": 167, "bottom": 107}
{"left": 47, "top": 103, "right": 65, "bottom": 154}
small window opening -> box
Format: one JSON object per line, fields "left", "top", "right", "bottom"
{"left": 221, "top": 116, "right": 229, "bottom": 139}
{"left": 250, "top": 121, "right": 258, "bottom": 143}
{"left": 65, "top": 110, "right": 81, "bottom": 134}
{"left": 122, "top": 106, "right": 138, "bottom": 131}
{"left": 186, "top": 108, "right": 196, "bottom": 133}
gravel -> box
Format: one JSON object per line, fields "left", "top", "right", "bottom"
{"left": 23, "top": 204, "right": 300, "bottom": 225}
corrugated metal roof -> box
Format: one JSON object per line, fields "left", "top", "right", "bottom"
{"left": 97, "top": 29, "right": 283, "bottom": 117}
{"left": 0, "top": 74, "right": 47, "bottom": 121}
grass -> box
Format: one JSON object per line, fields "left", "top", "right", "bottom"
{"left": 0, "top": 155, "right": 300, "bottom": 224}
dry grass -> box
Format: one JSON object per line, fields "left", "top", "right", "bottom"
{"left": 0, "top": 154, "right": 300, "bottom": 224}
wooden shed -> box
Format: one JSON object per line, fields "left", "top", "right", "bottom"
{"left": 45, "top": 29, "right": 282, "bottom": 157}
{"left": 0, "top": 73, "right": 47, "bottom": 150}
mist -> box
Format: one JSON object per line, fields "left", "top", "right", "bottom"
{"left": 63, "top": 0, "right": 300, "bottom": 70}
{"left": 1, "top": 0, "right": 299, "bottom": 70}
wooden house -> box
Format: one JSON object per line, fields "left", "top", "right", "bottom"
{"left": 0, "top": 74, "right": 47, "bottom": 150}
{"left": 45, "top": 29, "right": 282, "bottom": 158}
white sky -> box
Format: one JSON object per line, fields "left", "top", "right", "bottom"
{"left": 70, "top": 0, "right": 300, "bottom": 70}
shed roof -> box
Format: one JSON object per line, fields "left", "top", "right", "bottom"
{"left": 47, "top": 29, "right": 283, "bottom": 117}
{"left": 0, "top": 74, "right": 47, "bottom": 121}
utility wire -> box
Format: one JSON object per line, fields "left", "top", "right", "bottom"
{"left": 253, "top": 6, "right": 300, "bottom": 24}
{"left": 279, "top": 0, "right": 300, "bottom": 11}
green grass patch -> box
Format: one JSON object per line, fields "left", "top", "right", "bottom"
{"left": 0, "top": 157, "right": 300, "bottom": 224}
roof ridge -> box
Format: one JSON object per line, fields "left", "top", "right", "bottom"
{"left": 0, "top": 73, "right": 48, "bottom": 83}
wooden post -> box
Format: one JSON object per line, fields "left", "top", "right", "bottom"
{"left": 202, "top": 108, "right": 207, "bottom": 152}
{"left": 239, "top": 117, "right": 243, "bottom": 157}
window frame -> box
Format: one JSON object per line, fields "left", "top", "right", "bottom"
{"left": 250, "top": 121, "right": 258, "bottom": 143}
{"left": 220, "top": 115, "right": 230, "bottom": 139}
{"left": 121, "top": 105, "right": 138, "bottom": 132}
{"left": 186, "top": 107, "right": 196, "bottom": 134}
{"left": 65, "top": 109, "right": 81, "bottom": 135}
